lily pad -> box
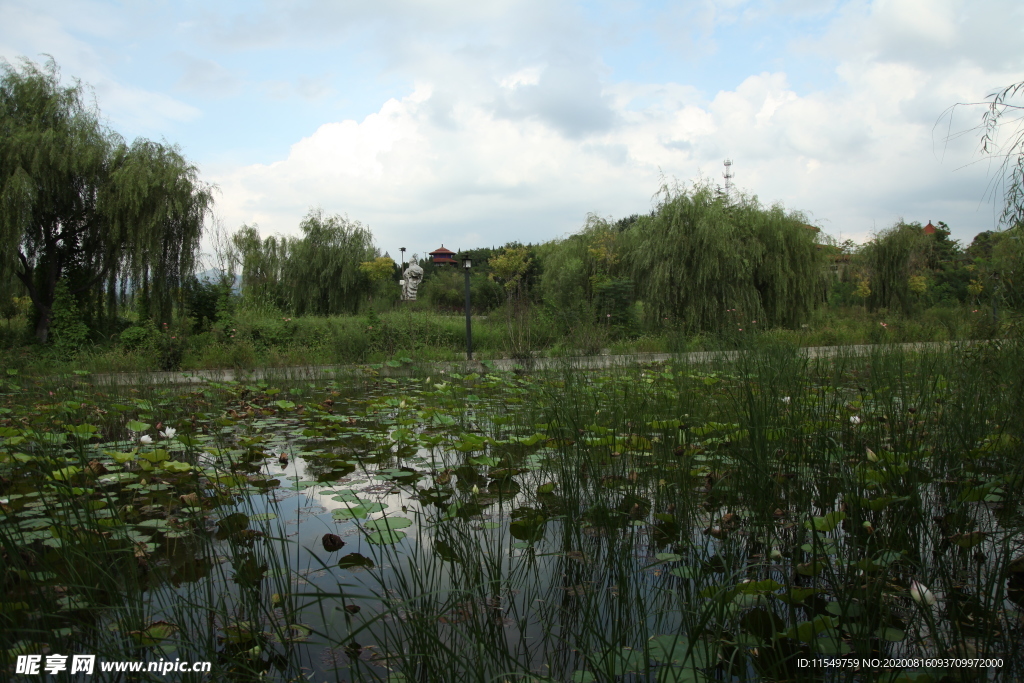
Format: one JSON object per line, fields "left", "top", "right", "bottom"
{"left": 669, "top": 566, "right": 702, "bottom": 579}
{"left": 365, "top": 529, "right": 406, "bottom": 545}
{"left": 338, "top": 553, "right": 375, "bottom": 569}
{"left": 129, "top": 621, "right": 178, "bottom": 646}
{"left": 363, "top": 517, "right": 412, "bottom": 531}
{"left": 333, "top": 507, "right": 368, "bottom": 520}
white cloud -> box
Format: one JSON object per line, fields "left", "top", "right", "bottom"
{"left": 500, "top": 66, "right": 543, "bottom": 90}
{"left": 5, "top": 0, "right": 1023, "bottom": 253}
{"left": 0, "top": 0, "right": 202, "bottom": 136}
{"left": 212, "top": 12, "right": 1016, "bottom": 252}
{"left": 172, "top": 53, "right": 241, "bottom": 98}
{"left": 94, "top": 81, "right": 203, "bottom": 132}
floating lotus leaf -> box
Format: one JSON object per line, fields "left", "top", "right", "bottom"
{"left": 216, "top": 513, "right": 249, "bottom": 538}
{"left": 363, "top": 517, "right": 412, "bottom": 531}
{"left": 365, "top": 529, "right": 406, "bottom": 545}
{"left": 129, "top": 620, "right": 177, "bottom": 646}
{"left": 805, "top": 511, "right": 845, "bottom": 532}
{"left": 338, "top": 553, "right": 374, "bottom": 569}
{"left": 670, "top": 566, "right": 702, "bottom": 579}
{"left": 249, "top": 513, "right": 277, "bottom": 521}
{"left": 333, "top": 507, "right": 367, "bottom": 520}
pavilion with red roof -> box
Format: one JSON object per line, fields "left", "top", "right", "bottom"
{"left": 429, "top": 245, "right": 457, "bottom": 265}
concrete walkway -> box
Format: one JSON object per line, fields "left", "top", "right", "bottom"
{"left": 77, "top": 340, "right": 979, "bottom": 386}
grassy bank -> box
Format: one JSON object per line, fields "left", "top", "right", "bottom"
{"left": 0, "top": 303, "right": 1009, "bottom": 376}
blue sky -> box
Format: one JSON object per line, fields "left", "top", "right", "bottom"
{"left": 2, "top": 0, "right": 1023, "bottom": 263}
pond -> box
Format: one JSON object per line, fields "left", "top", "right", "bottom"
{"left": 1, "top": 341, "right": 1022, "bottom": 682}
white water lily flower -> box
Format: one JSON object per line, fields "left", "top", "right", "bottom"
{"left": 160, "top": 426, "right": 177, "bottom": 439}
{"left": 850, "top": 415, "right": 862, "bottom": 425}
{"left": 139, "top": 434, "right": 153, "bottom": 445}
{"left": 910, "top": 580, "right": 937, "bottom": 606}
{"left": 471, "top": 484, "right": 480, "bottom": 495}
{"left": 781, "top": 397, "right": 791, "bottom": 404}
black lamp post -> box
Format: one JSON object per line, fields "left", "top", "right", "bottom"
{"left": 461, "top": 252, "right": 473, "bottom": 360}
{"left": 398, "top": 247, "right": 407, "bottom": 300}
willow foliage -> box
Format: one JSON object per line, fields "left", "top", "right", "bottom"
{"left": 537, "top": 215, "right": 625, "bottom": 313}
{"left": 623, "top": 183, "right": 825, "bottom": 331}
{"left": 284, "top": 208, "right": 375, "bottom": 316}
{"left": 990, "top": 225, "right": 1024, "bottom": 311}
{"left": 103, "top": 138, "right": 212, "bottom": 324}
{"left": 980, "top": 81, "right": 1024, "bottom": 229}
{"left": 232, "top": 225, "right": 294, "bottom": 313}
{"left": 0, "top": 58, "right": 212, "bottom": 341}
{"left": 860, "top": 222, "right": 931, "bottom": 315}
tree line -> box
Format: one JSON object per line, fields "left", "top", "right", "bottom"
{"left": 229, "top": 209, "right": 378, "bottom": 316}
{"left": 2, "top": 57, "right": 1022, "bottom": 355}
{"left": 227, "top": 184, "right": 1017, "bottom": 336}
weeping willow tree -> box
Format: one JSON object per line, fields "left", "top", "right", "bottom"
{"left": 103, "top": 139, "right": 212, "bottom": 326}
{"left": 537, "top": 215, "right": 618, "bottom": 305}
{"left": 989, "top": 225, "right": 1024, "bottom": 312}
{"left": 623, "top": 182, "right": 826, "bottom": 332}
{"left": 978, "top": 81, "right": 1024, "bottom": 229}
{"left": 231, "top": 224, "right": 294, "bottom": 312}
{"left": 283, "top": 208, "right": 375, "bottom": 316}
{"left": 537, "top": 214, "right": 631, "bottom": 324}
{"left": 0, "top": 57, "right": 212, "bottom": 342}
{"left": 859, "top": 222, "right": 932, "bottom": 315}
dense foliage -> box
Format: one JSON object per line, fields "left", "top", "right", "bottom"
{"left": 0, "top": 58, "right": 212, "bottom": 342}
{"left": 623, "top": 184, "right": 827, "bottom": 331}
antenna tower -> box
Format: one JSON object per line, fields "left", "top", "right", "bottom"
{"left": 723, "top": 159, "right": 734, "bottom": 198}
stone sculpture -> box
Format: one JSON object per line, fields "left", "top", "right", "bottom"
{"left": 402, "top": 256, "right": 424, "bottom": 301}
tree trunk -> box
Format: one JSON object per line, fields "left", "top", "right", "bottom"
{"left": 14, "top": 251, "right": 58, "bottom": 344}
{"left": 107, "top": 270, "right": 117, "bottom": 332}
{"left": 34, "top": 305, "right": 52, "bottom": 344}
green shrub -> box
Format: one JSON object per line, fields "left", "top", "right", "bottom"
{"left": 422, "top": 268, "right": 465, "bottom": 311}
{"left": 50, "top": 279, "right": 90, "bottom": 359}
{"left": 118, "top": 324, "right": 156, "bottom": 351}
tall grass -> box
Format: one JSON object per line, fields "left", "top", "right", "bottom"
{"left": 339, "top": 336, "right": 1022, "bottom": 681}
{"left": 0, "top": 302, "right": 1009, "bottom": 377}
{"left": 3, "top": 332, "right": 1021, "bottom": 681}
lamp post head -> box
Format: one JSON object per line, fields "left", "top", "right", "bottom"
{"left": 462, "top": 253, "right": 472, "bottom": 269}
